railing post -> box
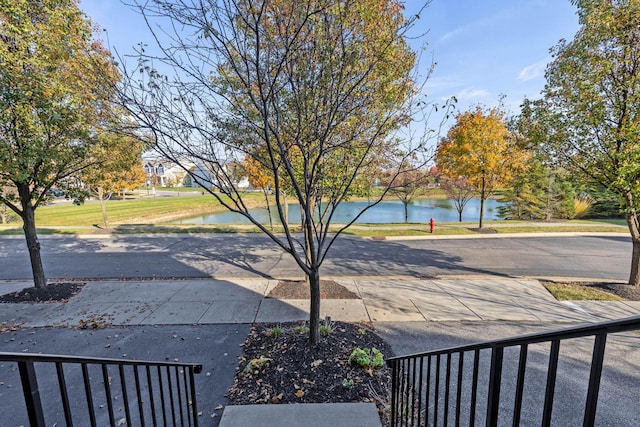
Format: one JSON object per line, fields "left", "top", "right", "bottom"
{"left": 486, "top": 347, "right": 504, "bottom": 427}
{"left": 542, "top": 340, "right": 561, "bottom": 427}
{"left": 18, "top": 361, "right": 45, "bottom": 427}
{"left": 390, "top": 360, "right": 398, "bottom": 427}
{"left": 583, "top": 333, "right": 607, "bottom": 427}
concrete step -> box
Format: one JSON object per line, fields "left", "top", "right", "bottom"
{"left": 218, "top": 403, "right": 382, "bottom": 427}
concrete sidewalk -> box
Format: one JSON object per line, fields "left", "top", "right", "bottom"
{"left": 1, "top": 276, "right": 639, "bottom": 328}
{"left": 1, "top": 276, "right": 639, "bottom": 427}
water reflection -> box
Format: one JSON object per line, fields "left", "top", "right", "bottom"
{"left": 171, "top": 198, "right": 504, "bottom": 225}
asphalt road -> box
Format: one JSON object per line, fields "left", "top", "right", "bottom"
{"left": 0, "top": 233, "right": 631, "bottom": 281}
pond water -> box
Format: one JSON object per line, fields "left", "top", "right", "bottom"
{"left": 170, "top": 198, "right": 505, "bottom": 224}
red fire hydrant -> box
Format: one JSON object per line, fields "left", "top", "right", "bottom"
{"left": 429, "top": 217, "right": 435, "bottom": 234}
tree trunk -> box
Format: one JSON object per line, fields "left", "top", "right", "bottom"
{"left": 17, "top": 185, "right": 46, "bottom": 289}
{"left": 98, "top": 187, "right": 110, "bottom": 231}
{"left": 306, "top": 269, "right": 321, "bottom": 344}
{"left": 279, "top": 189, "right": 288, "bottom": 227}
{"left": 479, "top": 174, "right": 486, "bottom": 229}
{"left": 458, "top": 209, "right": 463, "bottom": 222}
{"left": 263, "top": 188, "right": 273, "bottom": 230}
{"left": 626, "top": 212, "right": 640, "bottom": 286}
{"left": 403, "top": 201, "right": 409, "bottom": 223}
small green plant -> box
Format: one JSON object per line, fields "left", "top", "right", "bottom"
{"left": 243, "top": 356, "right": 272, "bottom": 376}
{"left": 319, "top": 325, "right": 332, "bottom": 336}
{"left": 357, "top": 327, "right": 367, "bottom": 336}
{"left": 267, "top": 326, "right": 283, "bottom": 338}
{"left": 294, "top": 325, "right": 309, "bottom": 335}
{"left": 342, "top": 378, "right": 355, "bottom": 388}
{"left": 348, "top": 347, "right": 384, "bottom": 375}
{"left": 320, "top": 316, "right": 332, "bottom": 336}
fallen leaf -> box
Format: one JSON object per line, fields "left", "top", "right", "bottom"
{"left": 295, "top": 390, "right": 305, "bottom": 398}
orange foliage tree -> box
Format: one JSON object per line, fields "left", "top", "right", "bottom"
{"left": 436, "top": 106, "right": 529, "bottom": 228}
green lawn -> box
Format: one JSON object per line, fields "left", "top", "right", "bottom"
{"left": 30, "top": 193, "right": 265, "bottom": 226}
{"left": 0, "top": 194, "right": 630, "bottom": 237}
{"left": 542, "top": 282, "right": 623, "bottom": 301}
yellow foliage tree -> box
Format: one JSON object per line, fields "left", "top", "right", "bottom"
{"left": 83, "top": 132, "right": 147, "bottom": 230}
{"left": 436, "top": 106, "right": 529, "bottom": 228}
{"left": 243, "top": 155, "right": 275, "bottom": 229}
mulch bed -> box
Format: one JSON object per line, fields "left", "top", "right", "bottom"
{"left": 227, "top": 321, "right": 393, "bottom": 426}
{"left": 0, "top": 282, "right": 84, "bottom": 304}
{"left": 267, "top": 280, "right": 360, "bottom": 299}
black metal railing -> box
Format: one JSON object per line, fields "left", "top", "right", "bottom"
{"left": 0, "top": 352, "right": 202, "bottom": 427}
{"left": 387, "top": 315, "right": 640, "bottom": 427}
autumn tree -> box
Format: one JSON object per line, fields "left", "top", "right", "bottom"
{"left": 243, "top": 154, "right": 275, "bottom": 230}
{"left": 436, "top": 105, "right": 529, "bottom": 228}
{"left": 0, "top": 0, "right": 118, "bottom": 288}
{"left": 120, "top": 0, "right": 435, "bottom": 343}
{"left": 542, "top": 0, "right": 640, "bottom": 285}
{"left": 440, "top": 176, "right": 475, "bottom": 222}
{"left": 82, "top": 132, "right": 147, "bottom": 230}
{"left": 383, "top": 164, "right": 431, "bottom": 223}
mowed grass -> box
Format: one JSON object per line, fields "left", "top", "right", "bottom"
{"left": 542, "top": 282, "right": 623, "bottom": 301}
{"left": 32, "top": 193, "right": 265, "bottom": 226}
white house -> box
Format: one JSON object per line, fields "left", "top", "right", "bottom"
{"left": 142, "top": 154, "right": 195, "bottom": 187}
{"left": 142, "top": 153, "right": 250, "bottom": 189}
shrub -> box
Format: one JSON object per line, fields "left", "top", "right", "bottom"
{"left": 267, "top": 326, "right": 283, "bottom": 338}
{"left": 348, "top": 347, "right": 384, "bottom": 375}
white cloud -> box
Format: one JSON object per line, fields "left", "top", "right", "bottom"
{"left": 438, "top": 26, "right": 468, "bottom": 43}
{"left": 455, "top": 87, "right": 490, "bottom": 101}
{"left": 517, "top": 58, "right": 550, "bottom": 81}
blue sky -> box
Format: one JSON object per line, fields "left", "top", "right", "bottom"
{"left": 80, "top": 0, "right": 579, "bottom": 124}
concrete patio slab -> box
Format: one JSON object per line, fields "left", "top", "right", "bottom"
{"left": 199, "top": 300, "right": 261, "bottom": 324}
{"left": 219, "top": 403, "right": 382, "bottom": 427}
{"left": 412, "top": 297, "right": 481, "bottom": 321}
{"left": 100, "top": 302, "right": 160, "bottom": 325}
{"left": 536, "top": 300, "right": 599, "bottom": 322}
{"left": 41, "top": 301, "right": 118, "bottom": 327}
{"left": 255, "top": 298, "right": 369, "bottom": 323}
{"left": 459, "top": 298, "right": 540, "bottom": 321}
{"left": 0, "top": 282, "right": 33, "bottom": 295}
{"left": 254, "top": 298, "right": 309, "bottom": 323}
{"left": 363, "top": 298, "right": 427, "bottom": 322}
{"left": 169, "top": 279, "right": 268, "bottom": 301}
{"left": 0, "top": 303, "right": 54, "bottom": 327}
{"left": 566, "top": 301, "right": 640, "bottom": 321}
{"left": 139, "top": 301, "right": 211, "bottom": 324}
{"left": 77, "top": 281, "right": 188, "bottom": 303}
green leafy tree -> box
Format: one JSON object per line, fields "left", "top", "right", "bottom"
{"left": 543, "top": 0, "right": 640, "bottom": 285}
{"left": 436, "top": 105, "right": 529, "bottom": 228}
{"left": 120, "top": 0, "right": 437, "bottom": 343}
{"left": 503, "top": 102, "right": 577, "bottom": 220}
{"left": 0, "top": 0, "right": 118, "bottom": 288}
{"left": 82, "top": 132, "right": 147, "bottom": 230}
